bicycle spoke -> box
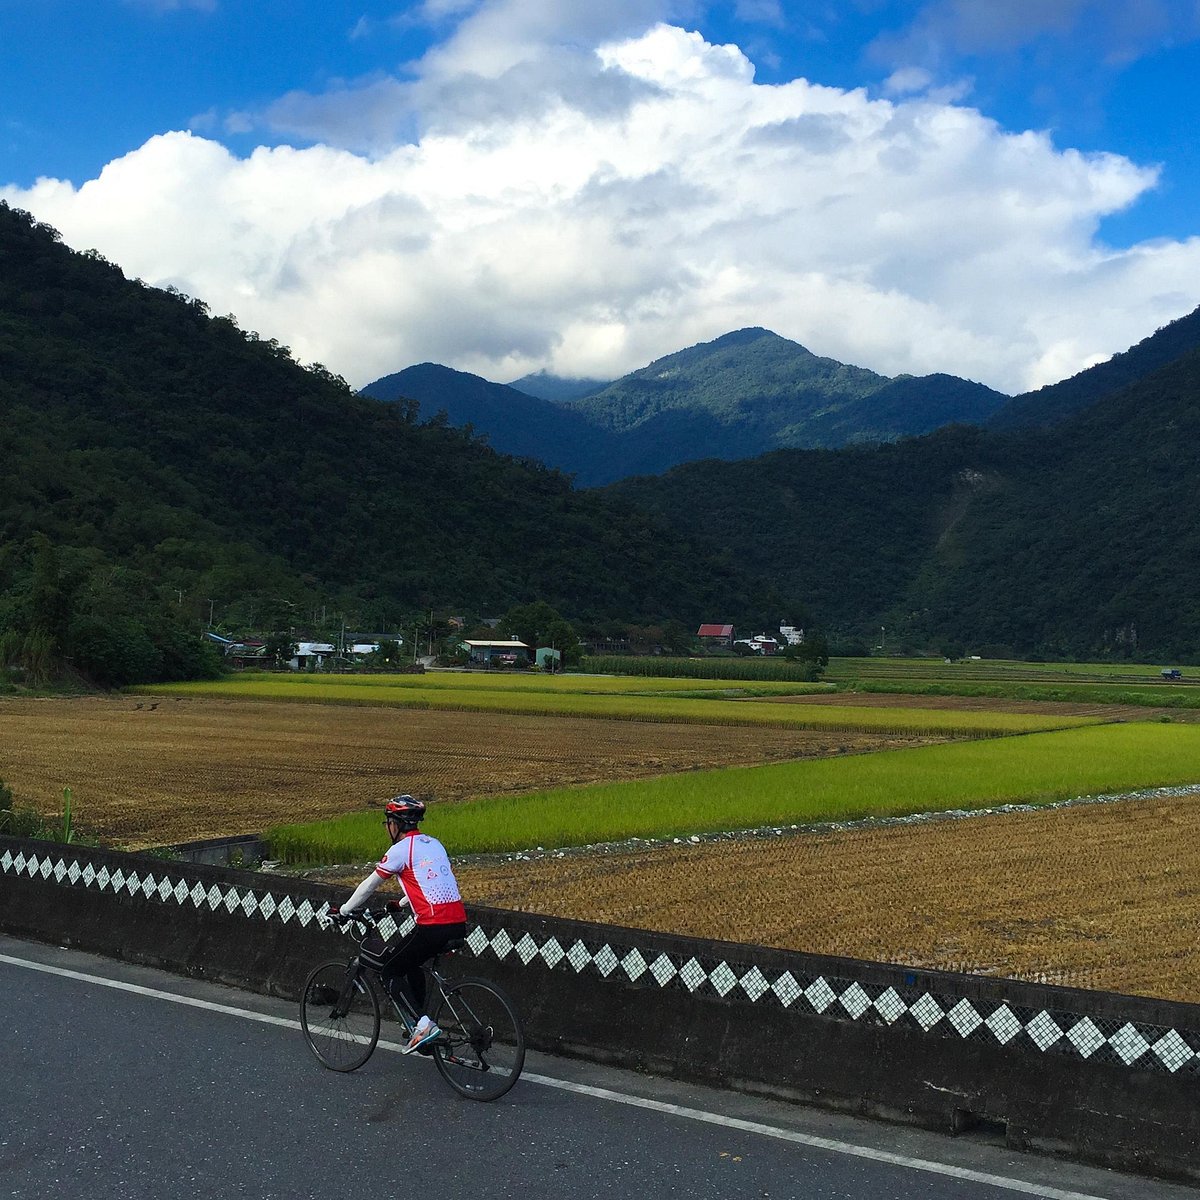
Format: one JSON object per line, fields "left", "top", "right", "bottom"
{"left": 300, "top": 960, "right": 381, "bottom": 1072}
{"left": 432, "top": 979, "right": 524, "bottom": 1100}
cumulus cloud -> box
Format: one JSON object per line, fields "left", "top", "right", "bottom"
{"left": 5, "top": 19, "right": 1199, "bottom": 394}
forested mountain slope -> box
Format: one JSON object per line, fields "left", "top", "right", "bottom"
{"left": 0, "top": 202, "right": 752, "bottom": 670}
{"left": 613, "top": 348, "right": 1200, "bottom": 659}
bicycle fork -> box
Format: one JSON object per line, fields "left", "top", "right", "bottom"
{"left": 332, "top": 957, "right": 363, "bottom": 1020}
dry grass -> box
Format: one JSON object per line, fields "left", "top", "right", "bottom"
{"left": 456, "top": 794, "right": 1200, "bottom": 1003}
{"left": 0, "top": 695, "right": 930, "bottom": 847}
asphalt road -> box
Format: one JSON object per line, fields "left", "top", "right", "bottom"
{"left": 1, "top": 935, "right": 1194, "bottom": 1200}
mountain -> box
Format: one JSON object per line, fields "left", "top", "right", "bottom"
{"left": 364, "top": 328, "right": 1010, "bottom": 484}
{"left": 611, "top": 346, "right": 1200, "bottom": 659}
{"left": 360, "top": 363, "right": 616, "bottom": 477}
{"left": 508, "top": 371, "right": 610, "bottom": 402}
{"left": 6, "top": 198, "right": 1199, "bottom": 672}
{"left": 0, "top": 201, "right": 755, "bottom": 684}
{"left": 988, "top": 306, "right": 1200, "bottom": 430}
{"left": 568, "top": 328, "right": 1007, "bottom": 444}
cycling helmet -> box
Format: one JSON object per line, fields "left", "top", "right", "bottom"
{"left": 384, "top": 795, "right": 425, "bottom": 828}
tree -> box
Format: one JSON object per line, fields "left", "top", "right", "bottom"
{"left": 264, "top": 632, "right": 297, "bottom": 668}
{"left": 498, "top": 600, "right": 583, "bottom": 666}
{"left": 662, "top": 619, "right": 695, "bottom": 656}
{"left": 375, "top": 638, "right": 404, "bottom": 667}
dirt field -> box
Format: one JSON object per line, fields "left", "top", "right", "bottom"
{"left": 456, "top": 794, "right": 1200, "bottom": 1003}
{"left": 0, "top": 695, "right": 928, "bottom": 846}
{"left": 7, "top": 691, "right": 1199, "bottom": 1002}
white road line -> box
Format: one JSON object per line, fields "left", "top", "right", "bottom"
{"left": 2, "top": 952, "right": 1109, "bottom": 1200}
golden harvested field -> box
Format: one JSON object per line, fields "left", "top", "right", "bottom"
{"left": 8, "top": 689, "right": 1200, "bottom": 1001}
{"left": 0, "top": 695, "right": 931, "bottom": 847}
{"left": 456, "top": 793, "right": 1200, "bottom": 1003}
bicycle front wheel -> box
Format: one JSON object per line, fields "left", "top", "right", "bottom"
{"left": 432, "top": 977, "right": 525, "bottom": 1101}
{"left": 300, "top": 959, "right": 381, "bottom": 1072}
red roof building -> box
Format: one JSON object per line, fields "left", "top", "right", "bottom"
{"left": 697, "top": 623, "right": 735, "bottom": 644}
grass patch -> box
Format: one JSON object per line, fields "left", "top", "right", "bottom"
{"left": 580, "top": 655, "right": 824, "bottom": 682}
{"left": 267, "top": 722, "right": 1200, "bottom": 863}
{"left": 844, "top": 679, "right": 1200, "bottom": 709}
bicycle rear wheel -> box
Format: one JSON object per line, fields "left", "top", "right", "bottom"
{"left": 432, "top": 977, "right": 525, "bottom": 1101}
{"left": 300, "top": 959, "right": 381, "bottom": 1072}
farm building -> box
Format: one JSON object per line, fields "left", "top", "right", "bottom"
{"left": 461, "top": 639, "right": 531, "bottom": 667}
{"left": 697, "top": 623, "right": 734, "bottom": 648}
{"left": 291, "top": 642, "right": 336, "bottom": 670}
{"left": 739, "top": 634, "right": 781, "bottom": 655}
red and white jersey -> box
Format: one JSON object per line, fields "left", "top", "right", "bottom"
{"left": 374, "top": 831, "right": 466, "bottom": 925}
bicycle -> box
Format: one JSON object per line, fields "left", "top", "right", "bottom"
{"left": 299, "top": 908, "right": 525, "bottom": 1101}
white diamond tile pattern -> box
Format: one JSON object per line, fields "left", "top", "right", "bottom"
{"left": 650, "top": 954, "right": 678, "bottom": 987}
{"left": 911, "top": 994, "right": 944, "bottom": 1032}
{"left": 839, "top": 983, "right": 871, "bottom": 1019}
{"left": 6, "top": 845, "right": 1200, "bottom": 1078}
{"left": 593, "top": 945, "right": 619, "bottom": 978}
{"left": 680, "top": 958, "right": 707, "bottom": 992}
{"left": 1025, "top": 1012, "right": 1063, "bottom": 1052}
{"left": 622, "top": 949, "right": 647, "bottom": 982}
{"left": 1067, "top": 1018, "right": 1106, "bottom": 1059}
{"left": 805, "top": 978, "right": 837, "bottom": 1014}
{"left": 1153, "top": 1031, "right": 1194, "bottom": 1074}
{"left": 709, "top": 963, "right": 738, "bottom": 997}
{"left": 773, "top": 972, "right": 801, "bottom": 1008}
{"left": 985, "top": 1005, "right": 1023, "bottom": 1046}
{"left": 1110, "top": 1023, "right": 1151, "bottom": 1065}
{"left": 874, "top": 987, "right": 907, "bottom": 1025}
{"left": 740, "top": 967, "right": 770, "bottom": 1002}
{"left": 948, "top": 1000, "right": 983, "bottom": 1038}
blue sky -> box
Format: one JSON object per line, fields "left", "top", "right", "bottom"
{"left": 3, "top": 2, "right": 1199, "bottom": 392}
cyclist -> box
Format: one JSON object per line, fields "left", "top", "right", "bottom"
{"left": 331, "top": 795, "right": 467, "bottom": 1053}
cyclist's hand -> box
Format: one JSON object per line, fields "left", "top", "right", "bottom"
{"left": 385, "top": 900, "right": 406, "bottom": 913}
{"left": 326, "top": 907, "right": 346, "bottom": 923}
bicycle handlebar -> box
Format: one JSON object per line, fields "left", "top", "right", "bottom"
{"left": 326, "top": 906, "right": 394, "bottom": 933}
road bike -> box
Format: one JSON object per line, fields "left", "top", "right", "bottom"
{"left": 299, "top": 908, "right": 525, "bottom": 1101}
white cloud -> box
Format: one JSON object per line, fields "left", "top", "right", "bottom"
{"left": 124, "top": 0, "right": 218, "bottom": 12}
{"left": 870, "top": 0, "right": 1200, "bottom": 68}
{"left": 4, "top": 19, "right": 1199, "bottom": 395}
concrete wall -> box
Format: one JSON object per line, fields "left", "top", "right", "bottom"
{"left": 3, "top": 835, "right": 1199, "bottom": 1182}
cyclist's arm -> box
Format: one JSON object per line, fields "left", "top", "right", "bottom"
{"left": 337, "top": 871, "right": 383, "bottom": 915}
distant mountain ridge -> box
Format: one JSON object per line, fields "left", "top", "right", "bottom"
{"left": 363, "top": 327, "right": 1011, "bottom": 484}
{"left": 508, "top": 371, "right": 610, "bottom": 402}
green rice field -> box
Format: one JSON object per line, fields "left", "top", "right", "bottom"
{"left": 140, "top": 674, "right": 1102, "bottom": 737}
{"left": 267, "top": 722, "right": 1200, "bottom": 862}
